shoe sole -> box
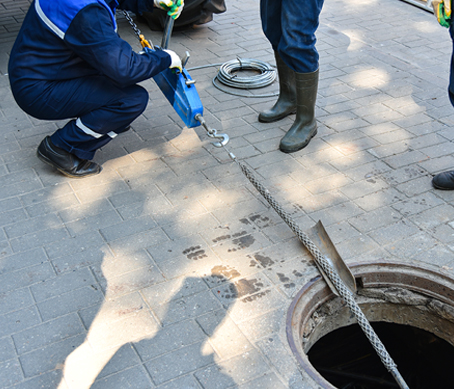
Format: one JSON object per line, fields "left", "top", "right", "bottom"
{"left": 279, "top": 129, "right": 318, "bottom": 154}
{"left": 37, "top": 149, "right": 101, "bottom": 178}
{"left": 432, "top": 182, "right": 454, "bottom": 190}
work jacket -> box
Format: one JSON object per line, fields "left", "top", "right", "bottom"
{"left": 8, "top": 0, "right": 171, "bottom": 94}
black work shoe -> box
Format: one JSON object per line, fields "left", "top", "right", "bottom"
{"left": 432, "top": 171, "right": 454, "bottom": 190}
{"left": 37, "top": 136, "right": 102, "bottom": 178}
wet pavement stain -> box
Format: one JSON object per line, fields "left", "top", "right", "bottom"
{"left": 212, "top": 234, "right": 232, "bottom": 243}
{"left": 243, "top": 289, "right": 271, "bottom": 303}
{"left": 277, "top": 273, "right": 290, "bottom": 283}
{"left": 210, "top": 265, "right": 241, "bottom": 281}
{"left": 229, "top": 235, "right": 255, "bottom": 252}
{"left": 253, "top": 253, "right": 275, "bottom": 268}
{"left": 216, "top": 277, "right": 267, "bottom": 301}
{"left": 182, "top": 246, "right": 207, "bottom": 260}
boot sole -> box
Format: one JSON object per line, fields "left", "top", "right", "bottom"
{"left": 37, "top": 149, "right": 101, "bottom": 178}
{"left": 279, "top": 129, "right": 318, "bottom": 154}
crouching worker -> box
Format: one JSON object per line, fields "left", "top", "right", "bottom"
{"left": 8, "top": 0, "right": 184, "bottom": 178}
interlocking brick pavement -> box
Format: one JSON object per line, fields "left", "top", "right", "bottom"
{"left": 1, "top": 0, "right": 454, "bottom": 388}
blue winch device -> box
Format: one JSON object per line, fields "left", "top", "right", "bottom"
{"left": 124, "top": 12, "right": 228, "bottom": 146}
{"left": 147, "top": 47, "right": 203, "bottom": 129}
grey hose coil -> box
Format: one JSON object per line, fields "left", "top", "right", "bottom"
{"left": 188, "top": 57, "right": 278, "bottom": 97}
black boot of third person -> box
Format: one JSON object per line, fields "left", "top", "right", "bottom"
{"left": 279, "top": 69, "right": 319, "bottom": 154}
{"left": 37, "top": 136, "right": 102, "bottom": 178}
{"left": 432, "top": 170, "right": 454, "bottom": 190}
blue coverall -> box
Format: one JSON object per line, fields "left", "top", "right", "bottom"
{"left": 8, "top": 0, "right": 171, "bottom": 160}
{"left": 260, "top": 0, "right": 324, "bottom": 73}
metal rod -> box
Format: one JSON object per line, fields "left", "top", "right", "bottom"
{"left": 161, "top": 16, "right": 174, "bottom": 49}
{"left": 399, "top": 0, "right": 433, "bottom": 12}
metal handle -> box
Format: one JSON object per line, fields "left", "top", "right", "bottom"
{"left": 161, "top": 16, "right": 175, "bottom": 50}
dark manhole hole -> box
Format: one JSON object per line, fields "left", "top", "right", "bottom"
{"left": 308, "top": 322, "right": 454, "bottom": 388}
{"left": 287, "top": 262, "right": 454, "bottom": 388}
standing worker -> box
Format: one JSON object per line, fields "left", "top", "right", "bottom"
{"left": 431, "top": 0, "right": 454, "bottom": 189}
{"left": 259, "top": 0, "right": 324, "bottom": 153}
{"left": 8, "top": 0, "right": 184, "bottom": 178}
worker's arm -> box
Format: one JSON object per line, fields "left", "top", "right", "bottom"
{"left": 64, "top": 4, "right": 171, "bottom": 88}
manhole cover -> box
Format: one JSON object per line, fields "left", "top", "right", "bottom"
{"left": 287, "top": 261, "right": 454, "bottom": 388}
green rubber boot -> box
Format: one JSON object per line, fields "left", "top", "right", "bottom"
{"left": 258, "top": 52, "right": 296, "bottom": 123}
{"left": 279, "top": 69, "right": 319, "bottom": 153}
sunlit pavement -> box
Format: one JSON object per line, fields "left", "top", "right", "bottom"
{"left": 1, "top": 0, "right": 454, "bottom": 388}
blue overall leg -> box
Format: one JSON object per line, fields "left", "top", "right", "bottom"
{"left": 260, "top": 0, "right": 324, "bottom": 73}
{"left": 15, "top": 75, "right": 149, "bottom": 160}
{"left": 449, "top": 25, "right": 454, "bottom": 107}
{"left": 431, "top": 25, "right": 454, "bottom": 189}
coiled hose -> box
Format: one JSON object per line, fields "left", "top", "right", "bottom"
{"left": 188, "top": 57, "right": 278, "bottom": 97}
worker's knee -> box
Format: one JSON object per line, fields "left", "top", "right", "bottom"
{"left": 127, "top": 85, "right": 149, "bottom": 117}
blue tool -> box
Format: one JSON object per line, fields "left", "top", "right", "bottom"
{"left": 148, "top": 48, "right": 204, "bottom": 129}
{"left": 123, "top": 11, "right": 228, "bottom": 145}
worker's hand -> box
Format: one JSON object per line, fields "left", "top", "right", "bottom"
{"left": 432, "top": 0, "right": 451, "bottom": 27}
{"left": 154, "top": 0, "right": 184, "bottom": 19}
{"left": 163, "top": 49, "right": 182, "bottom": 72}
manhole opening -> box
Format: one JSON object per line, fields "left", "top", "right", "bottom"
{"left": 308, "top": 321, "right": 454, "bottom": 388}
{"left": 287, "top": 262, "right": 454, "bottom": 389}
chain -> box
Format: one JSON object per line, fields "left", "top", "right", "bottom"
{"left": 122, "top": 10, "right": 153, "bottom": 49}
{"left": 122, "top": 11, "right": 141, "bottom": 40}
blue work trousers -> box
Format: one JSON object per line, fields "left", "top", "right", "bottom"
{"left": 449, "top": 25, "right": 454, "bottom": 107}
{"left": 13, "top": 75, "right": 148, "bottom": 160}
{"left": 260, "top": 0, "right": 324, "bottom": 73}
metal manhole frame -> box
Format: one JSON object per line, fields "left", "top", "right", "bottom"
{"left": 286, "top": 260, "right": 454, "bottom": 388}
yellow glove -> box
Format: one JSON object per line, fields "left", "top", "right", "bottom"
{"left": 154, "top": 0, "right": 184, "bottom": 19}
{"left": 432, "top": 0, "right": 452, "bottom": 27}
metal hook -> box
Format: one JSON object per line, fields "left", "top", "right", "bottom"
{"left": 195, "top": 114, "right": 230, "bottom": 148}
{"left": 207, "top": 129, "right": 230, "bottom": 148}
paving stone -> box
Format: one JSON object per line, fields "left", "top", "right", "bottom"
{"left": 391, "top": 192, "right": 445, "bottom": 217}
{"left": 91, "top": 365, "right": 155, "bottom": 389}
{"left": 155, "top": 375, "right": 201, "bottom": 389}
{"left": 13, "top": 313, "right": 85, "bottom": 354}
{"left": 194, "top": 349, "right": 271, "bottom": 388}
{"left": 44, "top": 231, "right": 106, "bottom": 259}
{"left": 0, "top": 287, "right": 34, "bottom": 316}
{"left": 145, "top": 341, "right": 215, "bottom": 385}
{"left": 152, "top": 289, "right": 222, "bottom": 326}
{"left": 19, "top": 334, "right": 85, "bottom": 378}
{"left": 30, "top": 267, "right": 97, "bottom": 302}
{"left": 135, "top": 319, "right": 206, "bottom": 361}
{"left": 0, "top": 358, "right": 23, "bottom": 387}
{"left": 237, "top": 372, "right": 287, "bottom": 389}
{"left": 0, "top": 305, "right": 41, "bottom": 338}
{"left": 0, "top": 262, "right": 55, "bottom": 294}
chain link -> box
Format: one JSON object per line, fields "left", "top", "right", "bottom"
{"left": 122, "top": 11, "right": 142, "bottom": 41}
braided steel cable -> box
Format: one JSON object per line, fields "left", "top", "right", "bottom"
{"left": 216, "top": 58, "right": 276, "bottom": 89}
{"left": 188, "top": 58, "right": 279, "bottom": 98}
{"left": 232, "top": 159, "right": 409, "bottom": 389}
